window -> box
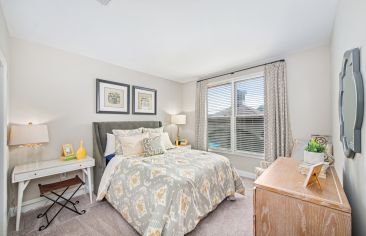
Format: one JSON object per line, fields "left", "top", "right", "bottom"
{"left": 207, "top": 74, "right": 265, "bottom": 157}
{"left": 207, "top": 83, "right": 232, "bottom": 151}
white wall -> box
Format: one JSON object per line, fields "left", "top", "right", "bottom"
{"left": 0, "top": 9, "right": 9, "bottom": 60}
{"left": 287, "top": 46, "right": 331, "bottom": 139}
{"left": 0, "top": 6, "right": 10, "bottom": 235}
{"left": 331, "top": 0, "right": 366, "bottom": 235}
{"left": 8, "top": 38, "right": 182, "bottom": 207}
{"left": 182, "top": 46, "right": 331, "bottom": 173}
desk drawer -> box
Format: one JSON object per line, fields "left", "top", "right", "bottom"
{"left": 13, "top": 160, "right": 94, "bottom": 182}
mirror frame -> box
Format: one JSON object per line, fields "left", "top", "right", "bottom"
{"left": 339, "top": 48, "right": 364, "bottom": 158}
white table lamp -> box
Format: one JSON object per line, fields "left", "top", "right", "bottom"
{"left": 171, "top": 114, "right": 186, "bottom": 142}
{"left": 9, "top": 123, "right": 49, "bottom": 148}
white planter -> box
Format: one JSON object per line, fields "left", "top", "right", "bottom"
{"left": 304, "top": 151, "right": 324, "bottom": 164}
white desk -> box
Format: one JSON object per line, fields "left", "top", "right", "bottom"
{"left": 12, "top": 156, "right": 95, "bottom": 231}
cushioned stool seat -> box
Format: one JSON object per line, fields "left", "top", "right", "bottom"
{"left": 37, "top": 175, "right": 86, "bottom": 231}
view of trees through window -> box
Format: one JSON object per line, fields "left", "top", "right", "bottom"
{"left": 207, "top": 76, "right": 264, "bottom": 155}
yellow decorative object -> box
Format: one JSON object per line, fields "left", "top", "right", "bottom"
{"left": 76, "top": 140, "right": 87, "bottom": 160}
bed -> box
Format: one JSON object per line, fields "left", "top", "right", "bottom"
{"left": 93, "top": 121, "right": 245, "bottom": 236}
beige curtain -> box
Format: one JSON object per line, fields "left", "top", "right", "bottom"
{"left": 195, "top": 80, "right": 208, "bottom": 150}
{"left": 264, "top": 61, "right": 292, "bottom": 162}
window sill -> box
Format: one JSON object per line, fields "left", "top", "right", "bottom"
{"left": 209, "top": 149, "right": 265, "bottom": 160}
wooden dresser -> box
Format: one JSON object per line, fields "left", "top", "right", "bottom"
{"left": 254, "top": 158, "right": 351, "bottom": 236}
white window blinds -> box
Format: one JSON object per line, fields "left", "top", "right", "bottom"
{"left": 207, "top": 83, "right": 232, "bottom": 151}
{"left": 207, "top": 75, "right": 265, "bottom": 156}
{"left": 235, "top": 77, "right": 264, "bottom": 154}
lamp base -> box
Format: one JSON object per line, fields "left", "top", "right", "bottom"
{"left": 175, "top": 138, "right": 188, "bottom": 146}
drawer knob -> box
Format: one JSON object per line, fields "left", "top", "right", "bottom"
{"left": 34, "top": 173, "right": 37, "bottom": 175}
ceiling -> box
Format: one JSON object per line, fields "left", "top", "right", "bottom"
{"left": 1, "top": 0, "right": 338, "bottom": 83}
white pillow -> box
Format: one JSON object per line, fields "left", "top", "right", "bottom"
{"left": 113, "top": 128, "right": 143, "bottom": 155}
{"left": 104, "top": 133, "right": 115, "bottom": 157}
{"left": 117, "top": 133, "right": 149, "bottom": 156}
{"left": 112, "top": 127, "right": 143, "bottom": 136}
{"left": 143, "top": 127, "right": 164, "bottom": 133}
{"left": 149, "top": 132, "right": 175, "bottom": 150}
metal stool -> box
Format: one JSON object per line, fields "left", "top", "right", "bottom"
{"left": 37, "top": 175, "right": 86, "bottom": 231}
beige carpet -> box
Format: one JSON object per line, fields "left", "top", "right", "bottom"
{"left": 9, "top": 178, "right": 253, "bottom": 236}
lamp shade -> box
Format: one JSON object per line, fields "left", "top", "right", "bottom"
{"left": 171, "top": 115, "right": 186, "bottom": 125}
{"left": 9, "top": 124, "right": 49, "bottom": 146}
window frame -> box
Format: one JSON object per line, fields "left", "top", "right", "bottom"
{"left": 207, "top": 72, "right": 265, "bottom": 159}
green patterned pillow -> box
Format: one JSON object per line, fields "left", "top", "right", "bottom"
{"left": 143, "top": 136, "right": 166, "bottom": 157}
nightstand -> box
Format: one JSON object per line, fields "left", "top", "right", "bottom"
{"left": 175, "top": 145, "right": 191, "bottom": 150}
{"left": 12, "top": 156, "right": 95, "bottom": 231}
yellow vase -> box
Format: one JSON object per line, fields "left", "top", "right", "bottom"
{"left": 76, "top": 140, "right": 87, "bottom": 160}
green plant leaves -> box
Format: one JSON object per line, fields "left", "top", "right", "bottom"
{"left": 304, "top": 138, "right": 325, "bottom": 153}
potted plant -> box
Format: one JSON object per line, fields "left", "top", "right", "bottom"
{"left": 304, "top": 138, "right": 325, "bottom": 164}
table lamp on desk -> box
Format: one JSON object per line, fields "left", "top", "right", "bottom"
{"left": 171, "top": 114, "right": 187, "bottom": 146}
{"left": 9, "top": 122, "right": 49, "bottom": 155}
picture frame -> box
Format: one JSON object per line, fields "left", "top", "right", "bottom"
{"left": 132, "top": 86, "right": 157, "bottom": 115}
{"left": 62, "top": 144, "right": 75, "bottom": 158}
{"left": 303, "top": 162, "right": 324, "bottom": 189}
{"left": 96, "top": 79, "right": 130, "bottom": 114}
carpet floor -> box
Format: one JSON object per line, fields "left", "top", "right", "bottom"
{"left": 9, "top": 178, "right": 253, "bottom": 236}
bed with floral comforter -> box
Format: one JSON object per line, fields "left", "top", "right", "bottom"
{"left": 97, "top": 148, "right": 245, "bottom": 236}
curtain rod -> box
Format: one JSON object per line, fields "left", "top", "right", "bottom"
{"left": 197, "top": 59, "right": 285, "bottom": 83}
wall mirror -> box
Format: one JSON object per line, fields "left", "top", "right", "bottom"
{"left": 339, "top": 48, "right": 364, "bottom": 158}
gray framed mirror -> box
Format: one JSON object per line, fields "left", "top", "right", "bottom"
{"left": 339, "top": 48, "right": 364, "bottom": 158}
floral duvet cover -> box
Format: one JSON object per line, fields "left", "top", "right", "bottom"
{"left": 97, "top": 148, "right": 245, "bottom": 236}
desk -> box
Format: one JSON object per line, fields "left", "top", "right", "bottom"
{"left": 12, "top": 156, "right": 95, "bottom": 231}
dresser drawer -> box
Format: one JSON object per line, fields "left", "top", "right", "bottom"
{"left": 254, "top": 158, "right": 351, "bottom": 236}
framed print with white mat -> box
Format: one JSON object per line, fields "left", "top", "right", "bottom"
{"left": 96, "top": 79, "right": 130, "bottom": 114}
{"left": 132, "top": 86, "right": 157, "bottom": 115}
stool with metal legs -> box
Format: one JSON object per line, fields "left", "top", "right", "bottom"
{"left": 37, "top": 175, "right": 86, "bottom": 231}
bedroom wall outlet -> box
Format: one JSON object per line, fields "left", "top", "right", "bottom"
{"left": 60, "top": 173, "right": 67, "bottom": 180}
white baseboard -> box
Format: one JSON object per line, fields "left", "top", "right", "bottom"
{"left": 8, "top": 185, "right": 92, "bottom": 218}
{"left": 235, "top": 169, "right": 256, "bottom": 180}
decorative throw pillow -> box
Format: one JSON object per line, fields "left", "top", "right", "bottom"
{"left": 117, "top": 133, "right": 149, "bottom": 156}
{"left": 143, "top": 127, "right": 164, "bottom": 134}
{"left": 112, "top": 127, "right": 143, "bottom": 136}
{"left": 143, "top": 136, "right": 166, "bottom": 157}
{"left": 112, "top": 128, "right": 143, "bottom": 155}
{"left": 149, "top": 132, "right": 175, "bottom": 149}
{"left": 104, "top": 133, "right": 116, "bottom": 160}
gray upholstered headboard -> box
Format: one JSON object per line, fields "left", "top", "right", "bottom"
{"left": 92, "top": 121, "right": 162, "bottom": 194}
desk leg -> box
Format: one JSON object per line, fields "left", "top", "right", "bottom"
{"left": 86, "top": 167, "right": 93, "bottom": 203}
{"left": 16, "top": 180, "right": 30, "bottom": 231}
{"left": 82, "top": 170, "right": 86, "bottom": 194}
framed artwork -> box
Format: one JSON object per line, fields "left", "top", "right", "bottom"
{"left": 61, "top": 144, "right": 76, "bottom": 160}
{"left": 132, "top": 86, "right": 157, "bottom": 115}
{"left": 96, "top": 79, "right": 130, "bottom": 114}
{"left": 62, "top": 144, "right": 74, "bottom": 157}
{"left": 303, "top": 162, "right": 323, "bottom": 189}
